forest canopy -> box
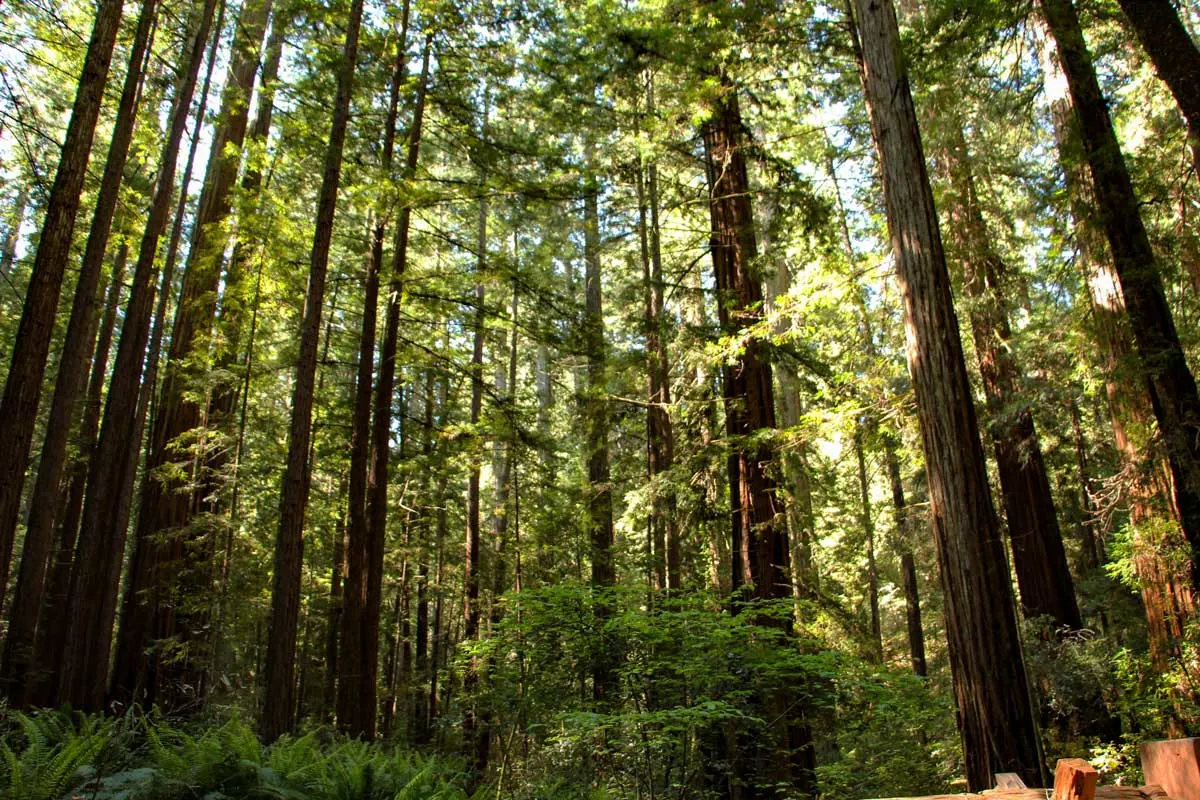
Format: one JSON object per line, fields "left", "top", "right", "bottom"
{"left": 0, "top": 0, "right": 1197, "bottom": 797}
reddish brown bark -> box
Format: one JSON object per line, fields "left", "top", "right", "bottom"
{"left": 0, "top": 0, "right": 157, "bottom": 703}
{"left": 360, "top": 35, "right": 431, "bottom": 741}
{"left": 260, "top": 0, "right": 364, "bottom": 742}
{"left": 937, "top": 122, "right": 1082, "bottom": 632}
{"left": 1041, "top": 0, "right": 1200, "bottom": 594}
{"left": 337, "top": 5, "right": 409, "bottom": 735}
{"left": 111, "top": 0, "right": 274, "bottom": 711}
{"left": 1035, "top": 19, "right": 1197, "bottom": 671}
{"left": 851, "top": 0, "right": 1042, "bottom": 786}
{"left": 701, "top": 75, "right": 815, "bottom": 800}
{"left": 57, "top": 0, "right": 220, "bottom": 713}
{"left": 0, "top": 0, "right": 124, "bottom": 604}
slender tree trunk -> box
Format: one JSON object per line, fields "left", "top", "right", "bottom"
{"left": 260, "top": 0, "right": 365, "bottom": 741}
{"left": 636, "top": 72, "right": 678, "bottom": 594}
{"left": 1041, "top": 0, "right": 1200, "bottom": 594}
{"left": 0, "top": 0, "right": 125, "bottom": 601}
{"left": 464, "top": 95, "right": 490, "bottom": 785}
{"left": 338, "top": 7, "right": 409, "bottom": 735}
{"left": 322, "top": 502, "right": 346, "bottom": 721}
{"left": 581, "top": 157, "right": 616, "bottom": 708}
{"left": 356, "top": 34, "right": 431, "bottom": 741}
{"left": 1114, "top": 0, "right": 1200, "bottom": 175}
{"left": 199, "top": 4, "right": 289, "bottom": 507}
{"left": 883, "top": 435, "right": 927, "bottom": 676}
{"left": 855, "top": 427, "right": 883, "bottom": 662}
{"left": 103, "top": 0, "right": 224, "bottom": 709}
{"left": 56, "top": 0, "right": 219, "bottom": 713}
{"left": 936, "top": 121, "right": 1082, "bottom": 632}
{"left": 27, "top": 241, "right": 127, "bottom": 706}
{"left": 0, "top": 0, "right": 157, "bottom": 701}
{"left": 0, "top": 188, "right": 27, "bottom": 284}
{"left": 850, "top": 0, "right": 1042, "bottom": 786}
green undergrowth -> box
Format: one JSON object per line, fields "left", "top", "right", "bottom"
{"left": 0, "top": 710, "right": 474, "bottom": 800}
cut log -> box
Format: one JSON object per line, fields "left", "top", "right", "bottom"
{"left": 1052, "top": 759, "right": 1099, "bottom": 800}
{"left": 1142, "top": 738, "right": 1200, "bottom": 800}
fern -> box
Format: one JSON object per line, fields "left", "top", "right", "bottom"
{"left": 0, "top": 711, "right": 115, "bottom": 800}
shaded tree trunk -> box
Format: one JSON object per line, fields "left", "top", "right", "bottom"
{"left": 636, "top": 71, "right": 678, "bottom": 593}
{"left": 0, "top": 0, "right": 157, "bottom": 702}
{"left": 464, "top": 96, "right": 490, "bottom": 784}
{"left": 701, "top": 75, "right": 815, "bottom": 800}
{"left": 855, "top": 427, "right": 883, "bottom": 662}
{"left": 338, "top": 6, "right": 409, "bottom": 735}
{"left": 1114, "top": 0, "right": 1200, "bottom": 175}
{"left": 850, "top": 0, "right": 1042, "bottom": 786}
{"left": 260, "top": 0, "right": 365, "bottom": 741}
{"left": 582, "top": 158, "right": 616, "bottom": 708}
{"left": 884, "top": 435, "right": 927, "bottom": 676}
{"left": 58, "top": 0, "right": 220, "bottom": 713}
{"left": 27, "top": 241, "right": 127, "bottom": 707}
{"left": 1034, "top": 16, "right": 1197, "bottom": 673}
{"left": 936, "top": 121, "right": 1082, "bottom": 632}
{"left": 1041, "top": 0, "right": 1200, "bottom": 594}
{"left": 114, "top": 0, "right": 274, "bottom": 712}
{"left": 359, "top": 33, "right": 431, "bottom": 741}
{"left": 0, "top": 0, "right": 125, "bottom": 602}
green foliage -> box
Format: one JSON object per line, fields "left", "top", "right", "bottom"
{"left": 0, "top": 712, "right": 470, "bottom": 800}
{"left": 0, "top": 711, "right": 120, "bottom": 800}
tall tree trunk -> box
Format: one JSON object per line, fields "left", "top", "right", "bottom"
{"left": 850, "top": 0, "right": 1042, "bottom": 787}
{"left": 0, "top": 0, "right": 158, "bottom": 702}
{"left": 855, "top": 427, "right": 883, "bottom": 662}
{"left": 115, "top": 0, "right": 275, "bottom": 711}
{"left": 936, "top": 121, "right": 1082, "bottom": 632}
{"left": 1034, "top": 16, "right": 1197, "bottom": 673}
{"left": 57, "top": 0, "right": 220, "bottom": 713}
{"left": 636, "top": 71, "right": 678, "bottom": 594}
{"left": 582, "top": 159, "right": 616, "bottom": 708}
{"left": 338, "top": 5, "right": 410, "bottom": 735}
{"left": 103, "top": 0, "right": 224, "bottom": 709}
{"left": 1041, "top": 0, "right": 1200, "bottom": 594}
{"left": 464, "top": 95, "right": 490, "bottom": 785}
{"left": 0, "top": 0, "right": 124, "bottom": 602}
{"left": 1114, "top": 0, "right": 1200, "bottom": 175}
{"left": 700, "top": 75, "right": 815, "bottom": 799}
{"left": 199, "top": 5, "right": 289, "bottom": 508}
{"left": 358, "top": 33, "right": 431, "bottom": 741}
{"left": 701, "top": 83, "right": 788, "bottom": 608}
{"left": 27, "top": 241, "right": 128, "bottom": 707}
{"left": 412, "top": 370, "right": 434, "bottom": 741}
{"left": 260, "top": 0, "right": 364, "bottom": 742}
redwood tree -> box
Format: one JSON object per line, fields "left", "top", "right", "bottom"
{"left": 1041, "top": 0, "right": 1200, "bottom": 595}
{"left": 261, "top": 0, "right": 365, "bottom": 742}
{"left": 850, "top": 0, "right": 1042, "bottom": 786}
{"left": 0, "top": 0, "right": 124, "bottom": 602}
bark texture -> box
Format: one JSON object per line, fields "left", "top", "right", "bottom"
{"left": 1115, "top": 0, "right": 1200, "bottom": 175}
{"left": 0, "top": 0, "right": 124, "bottom": 603}
{"left": 851, "top": 0, "right": 1042, "bottom": 787}
{"left": 1041, "top": 0, "right": 1200, "bottom": 594}
{"left": 936, "top": 121, "right": 1082, "bottom": 632}
{"left": 58, "top": 0, "right": 220, "bottom": 712}
{"left": 261, "top": 0, "right": 364, "bottom": 741}
{"left": 0, "top": 0, "right": 156, "bottom": 702}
